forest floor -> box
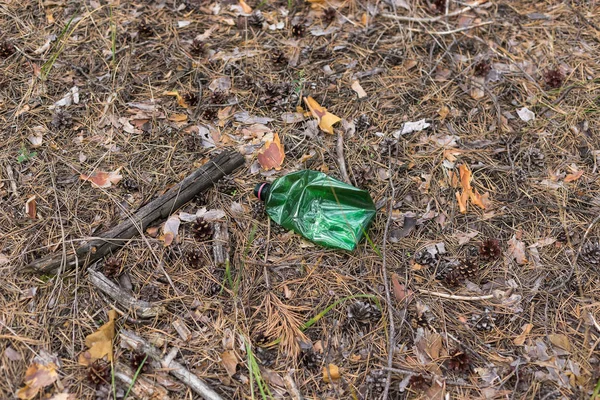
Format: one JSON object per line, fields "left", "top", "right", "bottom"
{"left": 2, "top": 0, "right": 600, "bottom": 399}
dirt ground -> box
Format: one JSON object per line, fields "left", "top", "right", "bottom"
{"left": 2, "top": 0, "right": 600, "bottom": 399}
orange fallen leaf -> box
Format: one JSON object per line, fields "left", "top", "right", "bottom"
{"left": 239, "top": 0, "right": 252, "bottom": 13}
{"left": 257, "top": 133, "right": 285, "bottom": 170}
{"left": 168, "top": 113, "right": 188, "bottom": 122}
{"left": 391, "top": 273, "right": 414, "bottom": 304}
{"left": 80, "top": 168, "right": 123, "bottom": 188}
{"left": 164, "top": 90, "right": 188, "bottom": 108}
{"left": 456, "top": 164, "right": 488, "bottom": 213}
{"left": 564, "top": 170, "right": 583, "bottom": 183}
{"left": 322, "top": 363, "right": 341, "bottom": 382}
{"left": 351, "top": 80, "right": 367, "bottom": 98}
{"left": 513, "top": 323, "right": 533, "bottom": 346}
{"left": 221, "top": 350, "right": 238, "bottom": 376}
{"left": 16, "top": 362, "right": 59, "bottom": 400}
{"left": 78, "top": 310, "right": 118, "bottom": 366}
{"left": 303, "top": 96, "right": 341, "bottom": 134}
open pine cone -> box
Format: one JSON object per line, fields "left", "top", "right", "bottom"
{"left": 0, "top": 40, "right": 15, "bottom": 58}
{"left": 130, "top": 351, "right": 151, "bottom": 373}
{"left": 347, "top": 301, "right": 382, "bottom": 326}
{"left": 581, "top": 241, "right": 600, "bottom": 265}
{"left": 446, "top": 349, "right": 473, "bottom": 373}
{"left": 192, "top": 217, "right": 213, "bottom": 241}
{"left": 87, "top": 360, "right": 111, "bottom": 386}
{"left": 103, "top": 256, "right": 121, "bottom": 278}
{"left": 479, "top": 239, "right": 501, "bottom": 260}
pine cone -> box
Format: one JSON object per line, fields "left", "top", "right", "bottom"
{"left": 291, "top": 23, "right": 306, "bottom": 37}
{"left": 121, "top": 178, "right": 139, "bottom": 191}
{"left": 192, "top": 217, "right": 213, "bottom": 241}
{"left": 87, "top": 360, "right": 111, "bottom": 386}
{"left": 354, "top": 165, "right": 375, "bottom": 188}
{"left": 464, "top": 245, "right": 480, "bottom": 260}
{"left": 51, "top": 110, "right": 73, "bottom": 131}
{"left": 446, "top": 349, "right": 473, "bottom": 373}
{"left": 248, "top": 11, "right": 265, "bottom": 28}
{"left": 479, "top": 239, "right": 501, "bottom": 260}
{"left": 528, "top": 148, "right": 545, "bottom": 168}
{"left": 456, "top": 260, "right": 479, "bottom": 280}
{"left": 379, "top": 137, "right": 399, "bottom": 157}
{"left": 252, "top": 201, "right": 266, "bottom": 219}
{"left": 183, "top": 91, "right": 199, "bottom": 107}
{"left": 186, "top": 248, "right": 203, "bottom": 267}
{"left": 414, "top": 249, "right": 437, "bottom": 266}
{"left": 260, "top": 82, "right": 292, "bottom": 110}
{"left": 0, "top": 40, "right": 15, "bottom": 58}
{"left": 581, "top": 241, "right": 600, "bottom": 265}
{"left": 139, "top": 285, "right": 161, "bottom": 302}
{"left": 473, "top": 59, "right": 491, "bottom": 77}
{"left": 210, "top": 91, "right": 228, "bottom": 105}
{"left": 355, "top": 114, "right": 371, "bottom": 133}
{"left": 470, "top": 308, "right": 496, "bottom": 332}
{"left": 435, "top": 259, "right": 460, "bottom": 283}
{"left": 216, "top": 175, "right": 237, "bottom": 195}
{"left": 202, "top": 107, "right": 218, "bottom": 121}
{"left": 271, "top": 49, "right": 287, "bottom": 65}
{"left": 365, "top": 370, "right": 387, "bottom": 395}
{"left": 103, "top": 256, "right": 122, "bottom": 278}
{"left": 137, "top": 21, "right": 154, "bottom": 37}
{"left": 189, "top": 39, "right": 205, "bottom": 57}
{"left": 544, "top": 68, "right": 564, "bottom": 89}
{"left": 430, "top": 0, "right": 447, "bottom": 13}
{"left": 129, "top": 351, "right": 151, "bottom": 373}
{"left": 301, "top": 348, "right": 322, "bottom": 371}
{"left": 347, "top": 301, "right": 382, "bottom": 326}
{"left": 322, "top": 7, "right": 336, "bottom": 23}
{"left": 270, "top": 223, "right": 288, "bottom": 236}
{"left": 408, "top": 374, "right": 430, "bottom": 391}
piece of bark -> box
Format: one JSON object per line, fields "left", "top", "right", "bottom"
{"left": 120, "top": 330, "right": 224, "bottom": 400}
{"left": 114, "top": 362, "right": 170, "bottom": 400}
{"left": 88, "top": 269, "right": 164, "bottom": 318}
{"left": 212, "top": 222, "right": 229, "bottom": 266}
{"left": 24, "top": 151, "right": 245, "bottom": 274}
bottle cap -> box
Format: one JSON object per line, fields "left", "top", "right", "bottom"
{"left": 254, "top": 183, "right": 271, "bottom": 202}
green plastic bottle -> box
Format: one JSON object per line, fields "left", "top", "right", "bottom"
{"left": 254, "top": 170, "right": 376, "bottom": 251}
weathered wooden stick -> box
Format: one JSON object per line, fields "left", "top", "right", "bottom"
{"left": 114, "top": 361, "right": 171, "bottom": 400}
{"left": 88, "top": 269, "right": 165, "bottom": 318}
{"left": 120, "top": 329, "right": 224, "bottom": 400}
{"left": 24, "top": 151, "right": 245, "bottom": 274}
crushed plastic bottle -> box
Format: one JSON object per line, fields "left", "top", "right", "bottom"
{"left": 254, "top": 170, "right": 376, "bottom": 251}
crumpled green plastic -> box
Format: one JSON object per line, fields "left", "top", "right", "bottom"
{"left": 263, "top": 170, "right": 376, "bottom": 251}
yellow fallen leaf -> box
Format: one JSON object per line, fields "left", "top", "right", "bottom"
{"left": 564, "top": 170, "right": 583, "bottom": 183}
{"left": 322, "top": 363, "right": 341, "bottom": 382}
{"left": 303, "top": 96, "right": 341, "bottom": 134}
{"left": 548, "top": 333, "right": 571, "bottom": 352}
{"left": 221, "top": 350, "right": 238, "bottom": 376}
{"left": 351, "top": 80, "right": 367, "bottom": 98}
{"left": 78, "top": 310, "right": 118, "bottom": 366}
{"left": 16, "top": 362, "right": 59, "bottom": 400}
{"left": 164, "top": 90, "right": 188, "bottom": 108}
{"left": 168, "top": 113, "right": 188, "bottom": 122}
{"left": 513, "top": 323, "right": 533, "bottom": 346}
{"left": 456, "top": 164, "right": 488, "bottom": 213}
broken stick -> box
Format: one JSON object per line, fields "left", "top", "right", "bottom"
{"left": 24, "top": 150, "right": 245, "bottom": 274}
{"left": 120, "top": 329, "right": 223, "bottom": 400}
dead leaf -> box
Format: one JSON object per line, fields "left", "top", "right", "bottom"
{"left": 322, "top": 363, "right": 341, "bottom": 382}
{"left": 160, "top": 215, "right": 181, "bottom": 246}
{"left": 514, "top": 323, "right": 533, "bottom": 346}
{"left": 78, "top": 310, "right": 117, "bottom": 366}
{"left": 391, "top": 273, "right": 413, "bottom": 304}
{"left": 25, "top": 196, "right": 36, "bottom": 219}
{"left": 351, "top": 80, "right": 367, "bottom": 98}
{"left": 16, "top": 362, "right": 59, "bottom": 399}
{"left": 508, "top": 235, "right": 527, "bottom": 264}
{"left": 49, "top": 395, "right": 77, "bottom": 400}
{"left": 564, "top": 170, "right": 583, "bottom": 183}
{"left": 80, "top": 168, "right": 123, "bottom": 188}
{"left": 257, "top": 132, "right": 285, "bottom": 170}
{"left": 456, "top": 164, "right": 488, "bottom": 213}
{"left": 260, "top": 368, "right": 285, "bottom": 387}
{"left": 5, "top": 346, "right": 22, "bottom": 361}
{"left": 303, "top": 96, "right": 341, "bottom": 134}
{"left": 168, "top": 113, "right": 188, "bottom": 122}
{"left": 424, "top": 380, "right": 445, "bottom": 400}
{"left": 221, "top": 350, "right": 238, "bottom": 376}
{"left": 164, "top": 90, "right": 188, "bottom": 108}
{"left": 470, "top": 76, "right": 485, "bottom": 99}
{"left": 549, "top": 334, "right": 571, "bottom": 352}
{"left": 239, "top": 0, "right": 252, "bottom": 13}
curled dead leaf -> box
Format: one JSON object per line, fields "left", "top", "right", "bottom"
{"left": 80, "top": 168, "right": 123, "bottom": 188}
{"left": 303, "top": 96, "right": 341, "bottom": 134}
{"left": 159, "top": 215, "right": 181, "bottom": 247}
{"left": 16, "top": 362, "right": 59, "bottom": 400}
{"left": 25, "top": 196, "right": 36, "bottom": 219}
{"left": 322, "top": 363, "right": 341, "bottom": 382}
{"left": 513, "top": 323, "right": 533, "bottom": 346}
{"left": 257, "top": 132, "right": 285, "bottom": 170}
{"left": 564, "top": 170, "right": 583, "bottom": 183}
{"left": 78, "top": 309, "right": 118, "bottom": 366}
{"left": 508, "top": 235, "right": 527, "bottom": 265}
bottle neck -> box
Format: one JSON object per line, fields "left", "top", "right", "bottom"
{"left": 254, "top": 182, "right": 271, "bottom": 202}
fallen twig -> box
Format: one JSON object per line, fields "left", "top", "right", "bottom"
{"left": 120, "top": 329, "right": 224, "bottom": 400}
{"left": 283, "top": 371, "right": 304, "bottom": 400}
{"left": 417, "top": 289, "right": 494, "bottom": 301}
{"left": 381, "top": 0, "right": 486, "bottom": 23}
{"left": 336, "top": 130, "right": 350, "bottom": 184}
{"left": 88, "top": 269, "right": 165, "bottom": 318}
{"left": 114, "top": 362, "right": 170, "bottom": 400}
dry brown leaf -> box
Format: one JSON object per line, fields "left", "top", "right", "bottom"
{"left": 25, "top": 196, "right": 36, "bottom": 219}
{"left": 80, "top": 168, "right": 123, "bottom": 189}
{"left": 257, "top": 132, "right": 285, "bottom": 170}
{"left": 159, "top": 215, "right": 181, "bottom": 247}
{"left": 164, "top": 90, "right": 188, "bottom": 108}
{"left": 425, "top": 381, "right": 445, "bottom": 400}
{"left": 456, "top": 164, "right": 488, "bottom": 213}
{"left": 16, "top": 362, "right": 59, "bottom": 400}
{"left": 508, "top": 235, "right": 527, "bottom": 265}
{"left": 513, "top": 323, "right": 533, "bottom": 346}
{"left": 168, "top": 113, "right": 188, "bottom": 122}
{"left": 221, "top": 350, "right": 238, "bottom": 376}
{"left": 351, "top": 80, "right": 367, "bottom": 98}
{"left": 260, "top": 368, "right": 285, "bottom": 387}
{"left": 564, "top": 170, "right": 583, "bottom": 183}
{"left": 49, "top": 394, "right": 77, "bottom": 400}
{"left": 548, "top": 334, "right": 571, "bottom": 352}
{"left": 391, "top": 273, "right": 414, "bottom": 304}
{"left": 303, "top": 96, "right": 341, "bottom": 134}
{"left": 78, "top": 310, "right": 117, "bottom": 366}
{"left": 239, "top": 0, "right": 252, "bottom": 13}
{"left": 322, "top": 364, "right": 341, "bottom": 382}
